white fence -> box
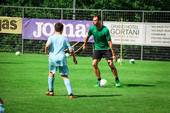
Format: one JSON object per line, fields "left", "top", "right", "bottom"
{"left": 0, "top": 5, "right": 170, "bottom": 60}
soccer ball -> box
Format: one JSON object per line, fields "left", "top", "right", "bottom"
{"left": 100, "top": 79, "right": 107, "bottom": 87}
{"left": 65, "top": 53, "right": 70, "bottom": 57}
{"left": 117, "top": 58, "right": 123, "bottom": 63}
{"left": 15, "top": 51, "right": 20, "bottom": 56}
{"left": 129, "top": 59, "right": 135, "bottom": 64}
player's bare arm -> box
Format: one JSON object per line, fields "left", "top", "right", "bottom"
{"left": 83, "top": 35, "right": 89, "bottom": 49}
{"left": 108, "top": 40, "right": 116, "bottom": 60}
{"left": 45, "top": 43, "right": 49, "bottom": 54}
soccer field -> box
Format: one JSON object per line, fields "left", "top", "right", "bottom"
{"left": 0, "top": 53, "right": 170, "bottom": 113}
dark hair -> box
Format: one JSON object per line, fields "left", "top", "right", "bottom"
{"left": 93, "top": 15, "right": 101, "bottom": 21}
{"left": 0, "top": 98, "right": 4, "bottom": 104}
{"left": 54, "top": 22, "right": 64, "bottom": 32}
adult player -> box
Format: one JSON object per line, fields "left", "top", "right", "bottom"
{"left": 45, "top": 22, "right": 77, "bottom": 98}
{"left": 83, "top": 15, "right": 121, "bottom": 87}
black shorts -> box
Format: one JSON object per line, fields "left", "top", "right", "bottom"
{"left": 93, "top": 50, "right": 113, "bottom": 60}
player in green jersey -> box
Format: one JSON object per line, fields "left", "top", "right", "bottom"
{"left": 83, "top": 15, "right": 121, "bottom": 87}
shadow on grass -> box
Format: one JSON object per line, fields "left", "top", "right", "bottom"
{"left": 125, "top": 83, "right": 155, "bottom": 87}
{"left": 50, "top": 94, "right": 122, "bottom": 98}
{"left": 0, "top": 61, "right": 23, "bottom": 64}
{"left": 75, "top": 94, "right": 122, "bottom": 98}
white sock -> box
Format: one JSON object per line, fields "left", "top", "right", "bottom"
{"left": 48, "top": 76, "right": 54, "bottom": 92}
{"left": 63, "top": 79, "right": 73, "bottom": 95}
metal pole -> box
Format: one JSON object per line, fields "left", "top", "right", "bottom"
{"left": 101, "top": 10, "right": 103, "bottom": 24}
{"left": 21, "top": 7, "right": 24, "bottom": 54}
{"left": 61, "top": 8, "right": 63, "bottom": 19}
{"left": 141, "top": 11, "right": 145, "bottom": 60}
{"left": 73, "top": 0, "right": 76, "bottom": 20}
{"left": 120, "top": 18, "right": 123, "bottom": 65}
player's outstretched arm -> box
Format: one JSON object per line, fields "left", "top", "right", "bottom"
{"left": 83, "top": 35, "right": 89, "bottom": 50}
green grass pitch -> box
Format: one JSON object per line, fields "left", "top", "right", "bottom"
{"left": 0, "top": 53, "right": 170, "bottom": 113}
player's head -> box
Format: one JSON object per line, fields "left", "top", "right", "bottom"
{"left": 93, "top": 15, "right": 100, "bottom": 25}
{"left": 0, "top": 98, "right": 4, "bottom": 104}
{"left": 54, "top": 22, "right": 64, "bottom": 33}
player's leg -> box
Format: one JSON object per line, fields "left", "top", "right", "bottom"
{"left": 47, "top": 72, "right": 55, "bottom": 96}
{"left": 92, "top": 50, "right": 102, "bottom": 86}
{"left": 46, "top": 61, "right": 56, "bottom": 96}
{"left": 61, "top": 76, "right": 75, "bottom": 99}
{"left": 107, "top": 60, "right": 119, "bottom": 78}
{"left": 59, "top": 65, "right": 75, "bottom": 99}
{"left": 92, "top": 59, "right": 101, "bottom": 81}
{"left": 105, "top": 50, "right": 121, "bottom": 87}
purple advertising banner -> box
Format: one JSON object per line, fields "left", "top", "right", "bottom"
{"left": 22, "top": 18, "right": 93, "bottom": 42}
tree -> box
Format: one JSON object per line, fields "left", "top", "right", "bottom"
{"left": 1, "top": 0, "right": 170, "bottom": 10}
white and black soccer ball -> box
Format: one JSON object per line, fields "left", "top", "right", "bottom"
{"left": 117, "top": 58, "right": 123, "bottom": 63}
{"left": 100, "top": 79, "right": 107, "bottom": 87}
{"left": 65, "top": 53, "right": 70, "bottom": 57}
{"left": 129, "top": 59, "right": 135, "bottom": 64}
{"left": 15, "top": 51, "right": 20, "bottom": 56}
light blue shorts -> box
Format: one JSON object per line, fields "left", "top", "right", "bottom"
{"left": 49, "top": 62, "right": 69, "bottom": 76}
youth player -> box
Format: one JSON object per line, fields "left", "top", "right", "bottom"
{"left": 83, "top": 15, "right": 121, "bottom": 87}
{"left": 45, "top": 22, "right": 77, "bottom": 99}
{"left": 0, "top": 98, "right": 4, "bottom": 113}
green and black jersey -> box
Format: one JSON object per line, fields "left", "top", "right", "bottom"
{"left": 88, "top": 25, "right": 111, "bottom": 50}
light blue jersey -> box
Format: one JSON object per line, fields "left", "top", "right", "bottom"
{"left": 0, "top": 104, "right": 4, "bottom": 113}
{"left": 46, "top": 33, "right": 71, "bottom": 75}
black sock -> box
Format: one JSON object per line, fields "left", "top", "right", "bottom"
{"left": 115, "top": 77, "right": 119, "bottom": 81}
{"left": 48, "top": 89, "right": 53, "bottom": 92}
{"left": 69, "top": 93, "right": 74, "bottom": 96}
{"left": 98, "top": 78, "right": 101, "bottom": 81}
